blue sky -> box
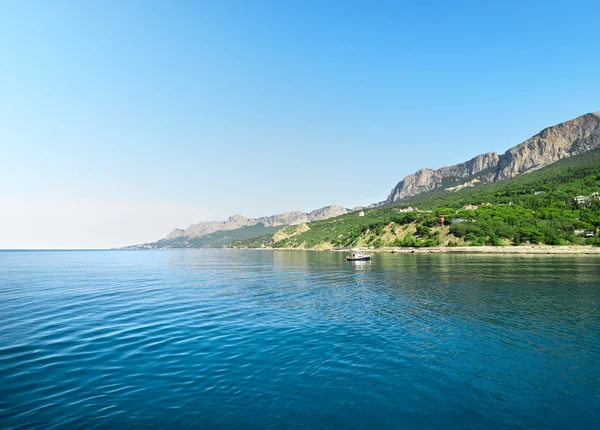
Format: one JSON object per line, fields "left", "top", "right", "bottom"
{"left": 1, "top": 0, "right": 599, "bottom": 248}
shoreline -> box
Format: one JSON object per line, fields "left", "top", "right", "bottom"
{"left": 231, "top": 245, "right": 600, "bottom": 255}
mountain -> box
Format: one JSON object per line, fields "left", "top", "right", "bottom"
{"left": 493, "top": 112, "right": 600, "bottom": 180}
{"left": 385, "top": 152, "right": 499, "bottom": 202}
{"left": 163, "top": 205, "right": 349, "bottom": 241}
{"left": 126, "top": 205, "right": 350, "bottom": 249}
{"left": 128, "top": 111, "right": 600, "bottom": 250}
{"left": 229, "top": 146, "right": 600, "bottom": 250}
{"left": 386, "top": 112, "right": 600, "bottom": 203}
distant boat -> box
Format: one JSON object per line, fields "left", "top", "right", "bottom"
{"left": 346, "top": 252, "right": 371, "bottom": 261}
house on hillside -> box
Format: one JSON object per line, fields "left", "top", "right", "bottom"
{"left": 592, "top": 191, "right": 600, "bottom": 200}
{"left": 575, "top": 229, "right": 595, "bottom": 237}
{"left": 574, "top": 196, "right": 591, "bottom": 207}
{"left": 395, "top": 207, "right": 417, "bottom": 213}
{"left": 358, "top": 211, "right": 365, "bottom": 217}
{"left": 452, "top": 218, "right": 475, "bottom": 224}
{"left": 463, "top": 205, "right": 478, "bottom": 210}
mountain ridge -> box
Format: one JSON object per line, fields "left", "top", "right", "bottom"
{"left": 385, "top": 111, "right": 600, "bottom": 203}
{"left": 163, "top": 204, "right": 350, "bottom": 241}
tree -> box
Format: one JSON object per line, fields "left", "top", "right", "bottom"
{"left": 415, "top": 225, "right": 431, "bottom": 237}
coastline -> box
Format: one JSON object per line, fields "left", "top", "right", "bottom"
{"left": 349, "top": 246, "right": 600, "bottom": 254}
{"left": 234, "top": 245, "right": 600, "bottom": 255}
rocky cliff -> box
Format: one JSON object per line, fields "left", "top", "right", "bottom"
{"left": 164, "top": 205, "right": 349, "bottom": 240}
{"left": 493, "top": 112, "right": 600, "bottom": 180}
{"left": 386, "top": 152, "right": 499, "bottom": 202}
{"left": 386, "top": 111, "right": 600, "bottom": 203}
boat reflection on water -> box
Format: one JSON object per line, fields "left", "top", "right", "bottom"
{"left": 350, "top": 260, "right": 370, "bottom": 271}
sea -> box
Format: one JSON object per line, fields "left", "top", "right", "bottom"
{"left": 1, "top": 250, "right": 599, "bottom": 429}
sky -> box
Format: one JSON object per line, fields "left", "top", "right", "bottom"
{"left": 1, "top": 0, "right": 599, "bottom": 249}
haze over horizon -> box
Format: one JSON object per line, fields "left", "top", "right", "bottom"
{"left": 2, "top": 0, "right": 599, "bottom": 249}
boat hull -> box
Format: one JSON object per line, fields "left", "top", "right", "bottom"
{"left": 346, "top": 256, "right": 371, "bottom": 261}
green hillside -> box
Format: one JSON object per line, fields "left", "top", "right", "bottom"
{"left": 229, "top": 149, "right": 600, "bottom": 249}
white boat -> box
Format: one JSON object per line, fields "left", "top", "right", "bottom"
{"left": 346, "top": 252, "right": 371, "bottom": 261}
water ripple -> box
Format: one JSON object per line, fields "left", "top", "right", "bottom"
{"left": 0, "top": 250, "right": 599, "bottom": 429}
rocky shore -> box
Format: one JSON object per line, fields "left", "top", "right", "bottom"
{"left": 245, "top": 246, "right": 600, "bottom": 254}
{"left": 356, "top": 246, "right": 600, "bottom": 255}
{"left": 342, "top": 246, "right": 600, "bottom": 254}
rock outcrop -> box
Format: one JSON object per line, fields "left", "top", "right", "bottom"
{"left": 164, "top": 205, "right": 349, "bottom": 240}
{"left": 272, "top": 223, "right": 310, "bottom": 243}
{"left": 386, "top": 111, "right": 600, "bottom": 203}
{"left": 386, "top": 152, "right": 499, "bottom": 202}
{"left": 445, "top": 177, "right": 481, "bottom": 192}
{"left": 307, "top": 204, "right": 349, "bottom": 222}
{"left": 165, "top": 228, "right": 186, "bottom": 240}
{"left": 493, "top": 112, "right": 600, "bottom": 180}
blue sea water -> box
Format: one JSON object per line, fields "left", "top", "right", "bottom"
{"left": 0, "top": 250, "right": 599, "bottom": 429}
